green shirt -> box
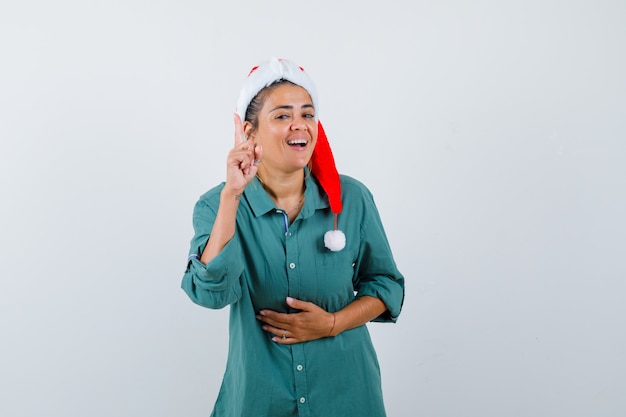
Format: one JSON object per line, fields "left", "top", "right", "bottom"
{"left": 182, "top": 173, "right": 405, "bottom": 417}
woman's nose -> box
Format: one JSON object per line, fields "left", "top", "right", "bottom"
{"left": 291, "top": 116, "right": 308, "bottom": 130}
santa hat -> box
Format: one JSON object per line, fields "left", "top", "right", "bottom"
{"left": 236, "top": 57, "right": 345, "bottom": 251}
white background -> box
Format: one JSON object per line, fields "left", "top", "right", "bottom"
{"left": 1, "top": 1, "right": 625, "bottom": 416}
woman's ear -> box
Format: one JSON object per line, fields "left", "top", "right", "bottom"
{"left": 243, "top": 121, "right": 254, "bottom": 141}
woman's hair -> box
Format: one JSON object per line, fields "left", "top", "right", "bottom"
{"left": 244, "top": 79, "right": 297, "bottom": 135}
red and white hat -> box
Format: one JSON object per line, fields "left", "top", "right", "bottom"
{"left": 236, "top": 57, "right": 345, "bottom": 251}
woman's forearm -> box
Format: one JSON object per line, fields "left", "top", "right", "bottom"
{"left": 199, "top": 188, "right": 241, "bottom": 264}
{"left": 331, "top": 295, "right": 387, "bottom": 336}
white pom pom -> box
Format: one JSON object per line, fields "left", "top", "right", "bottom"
{"left": 324, "top": 229, "right": 346, "bottom": 251}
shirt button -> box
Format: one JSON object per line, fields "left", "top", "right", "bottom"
{"left": 299, "top": 397, "right": 306, "bottom": 404}
{"left": 296, "top": 364, "right": 303, "bottom": 371}
{"left": 289, "top": 263, "right": 296, "bottom": 269}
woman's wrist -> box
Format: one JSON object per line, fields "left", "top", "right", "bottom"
{"left": 328, "top": 312, "right": 337, "bottom": 337}
{"left": 220, "top": 186, "right": 244, "bottom": 204}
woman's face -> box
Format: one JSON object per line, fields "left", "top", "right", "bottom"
{"left": 246, "top": 83, "right": 318, "bottom": 175}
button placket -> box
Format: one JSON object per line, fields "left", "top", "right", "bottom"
{"left": 285, "top": 222, "right": 310, "bottom": 416}
{"left": 292, "top": 344, "right": 310, "bottom": 416}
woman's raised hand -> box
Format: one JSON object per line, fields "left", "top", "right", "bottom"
{"left": 225, "top": 113, "right": 263, "bottom": 195}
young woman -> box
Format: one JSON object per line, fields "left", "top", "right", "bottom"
{"left": 182, "top": 57, "right": 405, "bottom": 417}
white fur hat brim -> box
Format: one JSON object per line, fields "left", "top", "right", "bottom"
{"left": 235, "top": 57, "right": 319, "bottom": 123}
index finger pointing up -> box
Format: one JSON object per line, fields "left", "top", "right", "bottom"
{"left": 234, "top": 112, "right": 246, "bottom": 146}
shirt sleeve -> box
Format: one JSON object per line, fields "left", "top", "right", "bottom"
{"left": 180, "top": 196, "right": 245, "bottom": 309}
{"left": 352, "top": 187, "right": 405, "bottom": 323}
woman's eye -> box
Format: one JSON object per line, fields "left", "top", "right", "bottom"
{"left": 276, "top": 114, "right": 289, "bottom": 119}
{"left": 303, "top": 113, "right": 315, "bottom": 119}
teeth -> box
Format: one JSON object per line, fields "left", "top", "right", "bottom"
{"left": 288, "top": 139, "right": 307, "bottom": 145}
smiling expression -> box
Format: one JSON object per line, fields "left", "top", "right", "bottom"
{"left": 245, "top": 83, "right": 318, "bottom": 175}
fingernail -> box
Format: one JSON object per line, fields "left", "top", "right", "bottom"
{"left": 286, "top": 297, "right": 293, "bottom": 303}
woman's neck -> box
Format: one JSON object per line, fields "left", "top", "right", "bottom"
{"left": 256, "top": 168, "right": 305, "bottom": 201}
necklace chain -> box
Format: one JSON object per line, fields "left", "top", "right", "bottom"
{"left": 287, "top": 194, "right": 305, "bottom": 214}
{"left": 256, "top": 174, "right": 305, "bottom": 214}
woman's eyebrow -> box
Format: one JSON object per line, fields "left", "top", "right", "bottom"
{"left": 269, "top": 104, "right": 315, "bottom": 112}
